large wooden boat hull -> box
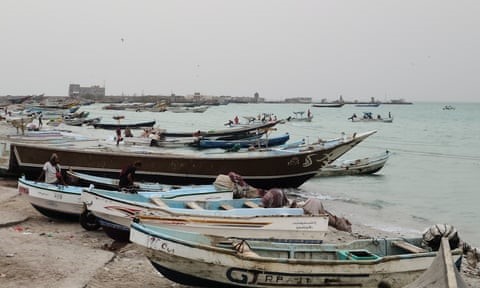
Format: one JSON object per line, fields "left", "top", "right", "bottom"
{"left": 130, "top": 224, "right": 463, "bottom": 288}
{"left": 9, "top": 131, "right": 376, "bottom": 188}
{"left": 93, "top": 120, "right": 156, "bottom": 129}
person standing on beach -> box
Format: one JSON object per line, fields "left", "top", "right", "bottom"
{"left": 37, "top": 153, "right": 65, "bottom": 185}
{"left": 116, "top": 127, "right": 122, "bottom": 145}
{"left": 119, "top": 161, "right": 141, "bottom": 191}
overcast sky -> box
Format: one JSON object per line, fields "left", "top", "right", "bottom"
{"left": 1, "top": 0, "right": 479, "bottom": 102}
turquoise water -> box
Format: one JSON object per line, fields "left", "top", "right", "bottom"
{"left": 80, "top": 102, "right": 480, "bottom": 247}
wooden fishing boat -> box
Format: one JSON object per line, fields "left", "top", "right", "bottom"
{"left": 129, "top": 224, "right": 464, "bottom": 288}
{"left": 285, "top": 111, "right": 313, "bottom": 122}
{"left": 168, "top": 105, "right": 209, "bottom": 113}
{"left": 316, "top": 150, "right": 390, "bottom": 177}
{"left": 17, "top": 176, "right": 86, "bottom": 221}
{"left": 8, "top": 130, "right": 377, "bottom": 189}
{"left": 159, "top": 120, "right": 280, "bottom": 138}
{"left": 93, "top": 120, "right": 156, "bottom": 130}
{"left": 197, "top": 133, "right": 290, "bottom": 149}
{"left": 404, "top": 237, "right": 467, "bottom": 288}
{"left": 312, "top": 103, "right": 344, "bottom": 108}
{"left": 355, "top": 103, "right": 381, "bottom": 107}
{"left": 349, "top": 112, "right": 393, "bottom": 123}
{"left": 81, "top": 187, "right": 327, "bottom": 242}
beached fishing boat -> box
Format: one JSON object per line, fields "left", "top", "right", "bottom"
{"left": 18, "top": 175, "right": 231, "bottom": 228}
{"left": 82, "top": 187, "right": 329, "bottom": 242}
{"left": 404, "top": 237, "right": 467, "bottom": 288}
{"left": 93, "top": 120, "right": 156, "bottom": 130}
{"left": 316, "top": 150, "right": 390, "bottom": 177}
{"left": 130, "top": 224, "right": 463, "bottom": 288}
{"left": 197, "top": 133, "right": 290, "bottom": 149}
{"left": 8, "top": 130, "right": 377, "bottom": 189}
{"left": 17, "top": 176, "right": 87, "bottom": 221}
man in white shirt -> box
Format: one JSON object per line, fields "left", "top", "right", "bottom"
{"left": 38, "top": 153, "right": 64, "bottom": 184}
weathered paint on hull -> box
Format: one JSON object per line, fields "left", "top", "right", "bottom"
{"left": 9, "top": 138, "right": 365, "bottom": 188}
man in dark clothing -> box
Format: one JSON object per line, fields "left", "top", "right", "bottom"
{"left": 119, "top": 161, "right": 141, "bottom": 190}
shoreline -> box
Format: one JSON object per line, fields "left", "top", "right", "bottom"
{"left": 1, "top": 178, "right": 479, "bottom": 287}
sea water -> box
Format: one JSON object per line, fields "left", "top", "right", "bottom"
{"left": 78, "top": 102, "right": 480, "bottom": 247}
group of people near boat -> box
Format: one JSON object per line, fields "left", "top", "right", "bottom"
{"left": 39, "top": 153, "right": 141, "bottom": 191}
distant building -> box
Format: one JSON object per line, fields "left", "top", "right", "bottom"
{"left": 68, "top": 84, "right": 105, "bottom": 98}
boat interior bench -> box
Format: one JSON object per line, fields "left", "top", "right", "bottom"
{"left": 219, "top": 204, "right": 234, "bottom": 210}
{"left": 243, "top": 201, "right": 260, "bottom": 208}
{"left": 391, "top": 240, "right": 427, "bottom": 253}
{"left": 150, "top": 197, "right": 168, "bottom": 208}
{"left": 186, "top": 201, "right": 204, "bottom": 210}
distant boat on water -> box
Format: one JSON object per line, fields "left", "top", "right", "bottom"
{"left": 443, "top": 105, "right": 455, "bottom": 110}
{"left": 355, "top": 103, "right": 381, "bottom": 107}
{"left": 312, "top": 103, "right": 344, "bottom": 108}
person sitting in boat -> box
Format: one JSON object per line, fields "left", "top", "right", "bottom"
{"left": 377, "top": 114, "right": 382, "bottom": 120}
{"left": 259, "top": 188, "right": 290, "bottom": 208}
{"left": 124, "top": 127, "right": 133, "bottom": 137}
{"left": 119, "top": 161, "right": 142, "bottom": 192}
{"left": 37, "top": 153, "right": 65, "bottom": 185}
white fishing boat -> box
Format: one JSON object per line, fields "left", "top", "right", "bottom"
{"left": 130, "top": 223, "right": 464, "bottom": 288}
{"left": 317, "top": 150, "right": 390, "bottom": 177}
{"left": 81, "top": 187, "right": 327, "bottom": 242}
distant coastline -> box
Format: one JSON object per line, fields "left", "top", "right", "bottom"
{"left": 0, "top": 94, "right": 413, "bottom": 106}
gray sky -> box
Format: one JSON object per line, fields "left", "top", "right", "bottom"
{"left": 1, "top": 0, "right": 479, "bottom": 102}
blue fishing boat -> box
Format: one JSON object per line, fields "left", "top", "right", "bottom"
{"left": 197, "top": 133, "right": 290, "bottom": 149}
{"left": 81, "top": 187, "right": 329, "bottom": 242}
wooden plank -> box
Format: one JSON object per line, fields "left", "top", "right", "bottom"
{"left": 243, "top": 201, "right": 259, "bottom": 208}
{"left": 392, "top": 240, "right": 427, "bottom": 253}
{"left": 150, "top": 197, "right": 168, "bottom": 208}
{"left": 220, "top": 204, "right": 234, "bottom": 210}
{"left": 186, "top": 201, "right": 203, "bottom": 210}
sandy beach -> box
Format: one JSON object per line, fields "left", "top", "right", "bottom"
{"left": 0, "top": 178, "right": 479, "bottom": 288}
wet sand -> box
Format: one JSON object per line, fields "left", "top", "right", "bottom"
{"left": 0, "top": 178, "right": 479, "bottom": 287}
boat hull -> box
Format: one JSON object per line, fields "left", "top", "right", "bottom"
{"left": 9, "top": 131, "right": 375, "bottom": 188}
{"left": 81, "top": 188, "right": 327, "bottom": 242}
{"left": 130, "top": 224, "right": 463, "bottom": 288}
{"left": 93, "top": 120, "right": 156, "bottom": 130}
{"left": 17, "top": 178, "right": 83, "bottom": 220}
{"left": 317, "top": 151, "right": 389, "bottom": 177}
